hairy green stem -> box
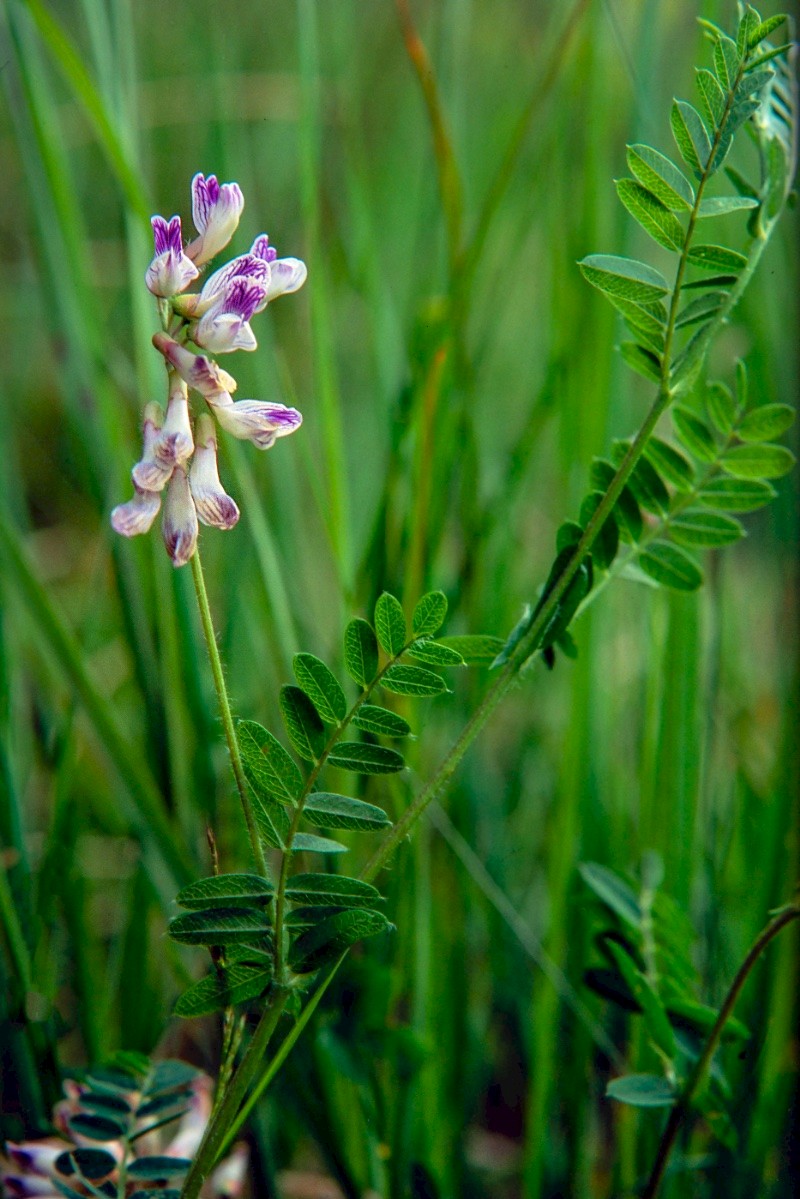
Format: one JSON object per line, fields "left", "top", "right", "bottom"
{"left": 641, "top": 903, "right": 800, "bottom": 1199}
{"left": 189, "top": 550, "right": 268, "bottom": 879}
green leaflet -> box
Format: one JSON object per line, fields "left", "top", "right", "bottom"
{"left": 590, "top": 459, "right": 643, "bottom": 542}
{"left": 173, "top": 959, "right": 274, "bottom": 1017}
{"left": 435, "top": 634, "right": 506, "bottom": 664}
{"left": 167, "top": 907, "right": 274, "bottom": 946}
{"left": 696, "top": 68, "right": 726, "bottom": 128}
{"left": 620, "top": 341, "right": 661, "bottom": 382}
{"left": 280, "top": 685, "right": 326, "bottom": 762}
{"left": 374, "top": 591, "right": 407, "bottom": 656}
{"left": 611, "top": 446, "right": 670, "bottom": 515}
{"left": 615, "top": 178, "right": 685, "bottom": 250}
{"left": 607, "top": 942, "right": 676, "bottom": 1060}
{"left": 626, "top": 143, "right": 694, "bottom": 210}
{"left": 638, "top": 542, "right": 704, "bottom": 591}
{"left": 669, "top": 510, "right": 745, "bottom": 547}
{"left": 747, "top": 14, "right": 787, "bottom": 49}
{"left": 126, "top": 1158, "right": 192, "bottom": 1180}
{"left": 411, "top": 590, "right": 448, "bottom": 636}
{"left": 344, "top": 618, "right": 379, "bottom": 688}
{"left": 54, "top": 1149, "right": 117, "bottom": 1182}
{"left": 606, "top": 1074, "right": 677, "bottom": 1108}
{"left": 237, "top": 719, "right": 302, "bottom": 809}
{"left": 327, "top": 741, "right": 405, "bottom": 774}
{"left": 675, "top": 292, "right": 727, "bottom": 330}
{"left": 670, "top": 99, "right": 711, "bottom": 176}
{"left": 687, "top": 244, "right": 747, "bottom": 273}
{"left": 291, "top": 833, "right": 348, "bottom": 854}
{"left": 705, "top": 381, "right": 737, "bottom": 434}
{"left": 381, "top": 663, "right": 449, "bottom": 697}
{"left": 289, "top": 908, "right": 393, "bottom": 974}
{"left": 293, "top": 653, "right": 347, "bottom": 726}
{"left": 579, "top": 491, "right": 618, "bottom": 571}
{"left": 352, "top": 704, "right": 412, "bottom": 737}
{"left": 644, "top": 438, "right": 694, "bottom": 491}
{"left": 698, "top": 477, "right": 776, "bottom": 511}
{"left": 713, "top": 34, "right": 740, "bottom": 90}
{"left": 405, "top": 639, "right": 465, "bottom": 666}
{"left": 285, "top": 873, "right": 382, "bottom": 908}
{"left": 303, "top": 792, "right": 392, "bottom": 832}
{"left": 672, "top": 407, "right": 717, "bottom": 462}
{"left": 737, "top": 403, "right": 795, "bottom": 442}
{"left": 175, "top": 873, "right": 274, "bottom": 910}
{"left": 285, "top": 905, "right": 349, "bottom": 930}
{"left": 722, "top": 443, "right": 796, "bottom": 479}
{"left": 579, "top": 862, "right": 642, "bottom": 927}
{"left": 579, "top": 254, "right": 669, "bottom": 304}
{"left": 66, "top": 1113, "right": 127, "bottom": 1142}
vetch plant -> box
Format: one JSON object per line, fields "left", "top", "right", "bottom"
{"left": 97, "top": 9, "right": 797, "bottom": 1199}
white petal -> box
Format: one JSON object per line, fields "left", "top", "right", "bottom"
{"left": 211, "top": 400, "right": 302, "bottom": 449}
{"left": 111, "top": 487, "right": 161, "bottom": 537}
{"left": 162, "top": 467, "right": 198, "bottom": 566}
{"left": 189, "top": 416, "right": 240, "bottom": 529}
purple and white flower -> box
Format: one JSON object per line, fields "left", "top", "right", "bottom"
{"left": 206, "top": 395, "right": 303, "bottom": 449}
{"left": 162, "top": 466, "right": 198, "bottom": 567}
{"left": 186, "top": 173, "right": 244, "bottom": 266}
{"left": 145, "top": 215, "right": 199, "bottom": 297}
{"left": 127, "top": 402, "right": 172, "bottom": 493}
{"left": 110, "top": 484, "right": 162, "bottom": 538}
{"left": 192, "top": 277, "right": 268, "bottom": 353}
{"left": 152, "top": 335, "right": 237, "bottom": 401}
{"left": 190, "top": 415, "right": 240, "bottom": 528}
{"left": 250, "top": 234, "right": 307, "bottom": 305}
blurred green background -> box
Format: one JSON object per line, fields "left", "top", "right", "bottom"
{"left": 0, "top": 0, "right": 797, "bottom": 1196}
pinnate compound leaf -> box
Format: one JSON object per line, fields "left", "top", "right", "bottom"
{"left": 606, "top": 1074, "right": 677, "bottom": 1108}
{"left": 54, "top": 1150, "right": 117, "bottom": 1181}
{"left": 375, "top": 592, "right": 407, "bottom": 656}
{"left": 293, "top": 653, "right": 347, "bottom": 726}
{"left": 280, "top": 685, "right": 326, "bottom": 761}
{"left": 304, "top": 792, "right": 391, "bottom": 831}
{"left": 615, "top": 179, "right": 685, "bottom": 249}
{"left": 644, "top": 438, "right": 694, "bottom": 491}
{"left": 173, "top": 960, "right": 273, "bottom": 1017}
{"left": 626, "top": 144, "right": 694, "bottom": 209}
{"left": 579, "top": 254, "right": 669, "bottom": 304}
{"left": 412, "top": 590, "right": 448, "bottom": 636}
{"left": 344, "top": 618, "right": 379, "bottom": 688}
{"left": 639, "top": 542, "right": 703, "bottom": 591}
{"left": 238, "top": 719, "right": 302, "bottom": 809}
{"left": 579, "top": 862, "right": 642, "bottom": 928}
{"left": 289, "top": 908, "right": 393, "bottom": 974}
{"left": 381, "top": 663, "right": 448, "bottom": 697}
{"left": 671, "top": 100, "right": 711, "bottom": 176}
{"left": 327, "top": 741, "right": 405, "bottom": 774}
{"left": 722, "top": 443, "right": 795, "bottom": 479}
{"left": 620, "top": 341, "right": 661, "bottom": 382}
{"left": 436, "top": 634, "right": 506, "bottom": 664}
{"left": 352, "top": 704, "right": 412, "bottom": 737}
{"left": 737, "top": 403, "right": 795, "bottom": 442}
{"left": 176, "top": 874, "right": 273, "bottom": 910}
{"left": 672, "top": 407, "right": 717, "bottom": 462}
{"left": 405, "top": 640, "right": 465, "bottom": 666}
{"left": 291, "top": 833, "right": 348, "bottom": 854}
{"left": 607, "top": 942, "right": 676, "bottom": 1060}
{"left": 168, "top": 907, "right": 273, "bottom": 946}
{"left": 698, "top": 477, "right": 776, "bottom": 511}
{"left": 127, "top": 1158, "right": 192, "bottom": 1181}
{"left": 687, "top": 244, "right": 747, "bottom": 273}
{"left": 285, "top": 873, "right": 382, "bottom": 908}
{"left": 669, "top": 510, "right": 745, "bottom": 547}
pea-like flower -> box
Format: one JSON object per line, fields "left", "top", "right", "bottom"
{"left": 186, "top": 173, "right": 245, "bottom": 266}
{"left": 145, "top": 215, "right": 199, "bottom": 297}
{"left": 112, "top": 173, "right": 305, "bottom": 567}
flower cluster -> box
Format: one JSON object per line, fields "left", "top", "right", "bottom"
{"left": 112, "top": 173, "right": 306, "bottom": 566}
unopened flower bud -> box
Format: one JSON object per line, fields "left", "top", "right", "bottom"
{"left": 185, "top": 174, "right": 244, "bottom": 266}
{"left": 162, "top": 466, "right": 198, "bottom": 566}
{"left": 190, "top": 415, "right": 240, "bottom": 529}
{"left": 145, "top": 215, "right": 199, "bottom": 297}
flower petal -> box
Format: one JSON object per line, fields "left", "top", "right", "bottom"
{"left": 186, "top": 174, "right": 245, "bottom": 266}
{"left": 145, "top": 216, "right": 199, "bottom": 297}
{"left": 152, "top": 335, "right": 237, "bottom": 400}
{"left": 111, "top": 485, "right": 162, "bottom": 537}
{"left": 190, "top": 415, "right": 240, "bottom": 529}
{"left": 162, "top": 466, "right": 198, "bottom": 566}
{"left": 208, "top": 398, "right": 302, "bottom": 449}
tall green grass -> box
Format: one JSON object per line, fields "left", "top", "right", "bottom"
{"left": 0, "top": 0, "right": 796, "bottom": 1195}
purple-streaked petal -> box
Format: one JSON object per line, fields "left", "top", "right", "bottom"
{"left": 146, "top": 216, "right": 199, "bottom": 297}
{"left": 152, "top": 334, "right": 237, "bottom": 399}
{"left": 6, "top": 1144, "right": 65, "bottom": 1176}
{"left": 153, "top": 374, "right": 194, "bottom": 466}
{"left": 111, "top": 485, "right": 162, "bottom": 537}
{"left": 250, "top": 234, "right": 278, "bottom": 263}
{"left": 187, "top": 174, "right": 245, "bottom": 266}
{"left": 210, "top": 399, "right": 302, "bottom": 449}
{"left": 130, "top": 401, "right": 173, "bottom": 492}
{"left": 199, "top": 254, "right": 269, "bottom": 310}
{"left": 265, "top": 257, "right": 307, "bottom": 300}
{"left": 189, "top": 415, "right": 240, "bottom": 529}
{"left": 193, "top": 279, "right": 266, "bottom": 353}
{"left": 162, "top": 467, "right": 198, "bottom": 567}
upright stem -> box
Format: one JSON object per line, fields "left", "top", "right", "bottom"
{"left": 641, "top": 903, "right": 800, "bottom": 1199}
{"left": 190, "top": 549, "right": 269, "bottom": 879}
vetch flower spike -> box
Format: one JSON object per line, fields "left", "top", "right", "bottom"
{"left": 190, "top": 415, "right": 240, "bottom": 528}
{"left": 145, "top": 215, "right": 199, "bottom": 297}
{"left": 206, "top": 395, "right": 303, "bottom": 449}
{"left": 186, "top": 173, "right": 244, "bottom": 266}
{"left": 162, "top": 466, "right": 199, "bottom": 566}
